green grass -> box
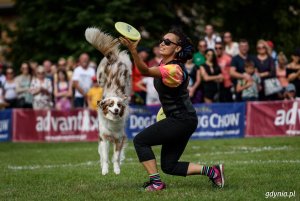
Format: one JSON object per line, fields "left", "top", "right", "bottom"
{"left": 0, "top": 137, "right": 300, "bottom": 201}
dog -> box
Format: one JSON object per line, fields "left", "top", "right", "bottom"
{"left": 85, "top": 27, "right": 132, "bottom": 175}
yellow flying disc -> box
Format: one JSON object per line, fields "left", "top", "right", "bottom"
{"left": 156, "top": 107, "right": 166, "bottom": 122}
{"left": 115, "top": 22, "right": 141, "bottom": 41}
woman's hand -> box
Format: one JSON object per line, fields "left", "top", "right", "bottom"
{"left": 119, "top": 37, "right": 140, "bottom": 52}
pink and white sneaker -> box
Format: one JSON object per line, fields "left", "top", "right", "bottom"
{"left": 142, "top": 181, "right": 166, "bottom": 191}
{"left": 210, "top": 164, "right": 225, "bottom": 188}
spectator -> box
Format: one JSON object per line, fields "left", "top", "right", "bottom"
{"left": 43, "top": 59, "right": 53, "bottom": 82}
{"left": 266, "top": 40, "right": 277, "bottom": 64}
{"left": 204, "top": 24, "right": 222, "bottom": 50}
{"left": 236, "top": 60, "right": 261, "bottom": 101}
{"left": 230, "top": 39, "right": 253, "bottom": 101}
{"left": 193, "top": 39, "right": 207, "bottom": 67}
{"left": 200, "top": 49, "right": 223, "bottom": 103}
{"left": 131, "top": 47, "right": 149, "bottom": 105}
{"left": 3, "top": 67, "right": 17, "bottom": 108}
{"left": 148, "top": 44, "right": 162, "bottom": 67}
{"left": 0, "top": 63, "right": 5, "bottom": 87}
{"left": 0, "top": 84, "right": 8, "bottom": 109}
{"left": 276, "top": 52, "right": 288, "bottom": 86}
{"left": 30, "top": 66, "right": 53, "bottom": 110}
{"left": 230, "top": 39, "right": 252, "bottom": 80}
{"left": 66, "top": 56, "right": 77, "bottom": 72}
{"left": 252, "top": 39, "right": 276, "bottom": 100}
{"left": 54, "top": 69, "right": 72, "bottom": 111}
{"left": 277, "top": 51, "right": 293, "bottom": 101}
{"left": 136, "top": 76, "right": 160, "bottom": 106}
{"left": 87, "top": 76, "right": 103, "bottom": 111}
{"left": 29, "top": 60, "right": 38, "bottom": 76}
{"left": 54, "top": 57, "right": 73, "bottom": 82}
{"left": 185, "top": 59, "right": 202, "bottom": 103}
{"left": 286, "top": 49, "right": 300, "bottom": 98}
{"left": 223, "top": 31, "right": 239, "bottom": 57}
{"left": 72, "top": 53, "right": 95, "bottom": 108}
{"left": 283, "top": 83, "right": 296, "bottom": 100}
{"left": 215, "top": 42, "right": 233, "bottom": 102}
{"left": 15, "top": 62, "right": 33, "bottom": 108}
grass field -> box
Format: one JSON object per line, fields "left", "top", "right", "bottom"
{"left": 1, "top": 137, "right": 300, "bottom": 201}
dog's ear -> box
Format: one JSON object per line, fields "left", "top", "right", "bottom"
{"left": 98, "top": 99, "right": 105, "bottom": 108}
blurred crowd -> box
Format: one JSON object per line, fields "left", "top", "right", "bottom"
{"left": 0, "top": 24, "right": 300, "bottom": 110}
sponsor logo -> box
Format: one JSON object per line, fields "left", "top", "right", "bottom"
{"left": 0, "top": 120, "right": 9, "bottom": 132}
{"left": 35, "top": 110, "right": 98, "bottom": 132}
{"left": 198, "top": 113, "right": 240, "bottom": 128}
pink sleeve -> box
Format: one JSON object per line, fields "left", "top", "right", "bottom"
{"left": 159, "top": 64, "right": 183, "bottom": 87}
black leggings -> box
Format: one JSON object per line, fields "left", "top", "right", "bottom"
{"left": 133, "top": 112, "right": 198, "bottom": 176}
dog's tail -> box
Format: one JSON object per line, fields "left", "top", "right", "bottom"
{"left": 85, "top": 27, "right": 120, "bottom": 64}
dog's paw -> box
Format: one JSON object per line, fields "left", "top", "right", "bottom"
{"left": 113, "top": 164, "right": 120, "bottom": 175}
{"left": 102, "top": 168, "right": 109, "bottom": 175}
{"left": 101, "top": 163, "right": 109, "bottom": 175}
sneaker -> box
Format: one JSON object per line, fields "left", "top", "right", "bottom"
{"left": 142, "top": 181, "right": 166, "bottom": 191}
{"left": 209, "top": 164, "right": 224, "bottom": 188}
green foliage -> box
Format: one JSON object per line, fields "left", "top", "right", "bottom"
{"left": 7, "top": 0, "right": 300, "bottom": 67}
{"left": 1, "top": 137, "right": 300, "bottom": 200}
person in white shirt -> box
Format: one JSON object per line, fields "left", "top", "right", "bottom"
{"left": 136, "top": 77, "right": 160, "bottom": 106}
{"left": 3, "top": 67, "right": 17, "bottom": 108}
{"left": 30, "top": 66, "right": 53, "bottom": 109}
{"left": 0, "top": 63, "right": 6, "bottom": 87}
{"left": 204, "top": 24, "right": 222, "bottom": 50}
{"left": 72, "top": 53, "right": 95, "bottom": 108}
{"left": 223, "top": 32, "right": 239, "bottom": 57}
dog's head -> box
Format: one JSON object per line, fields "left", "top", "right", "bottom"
{"left": 98, "top": 97, "right": 127, "bottom": 121}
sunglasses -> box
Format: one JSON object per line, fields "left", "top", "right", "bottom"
{"left": 159, "top": 38, "right": 179, "bottom": 46}
{"left": 257, "top": 46, "right": 265, "bottom": 49}
{"left": 215, "top": 47, "right": 223, "bottom": 50}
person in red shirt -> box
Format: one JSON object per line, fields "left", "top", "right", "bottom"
{"left": 215, "top": 42, "right": 233, "bottom": 102}
{"left": 131, "top": 47, "right": 149, "bottom": 105}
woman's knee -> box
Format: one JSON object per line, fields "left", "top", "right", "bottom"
{"left": 161, "top": 162, "right": 176, "bottom": 175}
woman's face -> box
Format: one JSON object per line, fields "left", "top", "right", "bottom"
{"left": 205, "top": 50, "right": 214, "bottom": 62}
{"left": 256, "top": 42, "right": 267, "bottom": 55}
{"left": 58, "top": 71, "right": 65, "bottom": 81}
{"left": 159, "top": 33, "right": 181, "bottom": 58}
{"left": 6, "top": 69, "right": 14, "bottom": 80}
{"left": 21, "top": 63, "right": 29, "bottom": 75}
{"left": 223, "top": 32, "right": 232, "bottom": 43}
{"left": 36, "top": 70, "right": 45, "bottom": 79}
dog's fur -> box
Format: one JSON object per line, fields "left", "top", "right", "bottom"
{"left": 85, "top": 27, "right": 132, "bottom": 175}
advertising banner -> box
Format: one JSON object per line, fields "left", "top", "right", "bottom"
{"left": 126, "top": 103, "right": 245, "bottom": 140}
{"left": 192, "top": 103, "right": 246, "bottom": 139}
{"left": 0, "top": 109, "right": 12, "bottom": 142}
{"left": 125, "top": 106, "right": 160, "bottom": 139}
{"left": 246, "top": 100, "right": 300, "bottom": 136}
{"left": 13, "top": 109, "right": 99, "bottom": 142}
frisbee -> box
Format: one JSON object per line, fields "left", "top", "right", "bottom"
{"left": 115, "top": 22, "right": 141, "bottom": 41}
{"left": 156, "top": 107, "right": 166, "bottom": 122}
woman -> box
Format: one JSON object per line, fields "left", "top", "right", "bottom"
{"left": 15, "top": 62, "right": 33, "bottom": 108}
{"left": 185, "top": 59, "right": 202, "bottom": 103}
{"left": 3, "top": 67, "right": 17, "bottom": 108}
{"left": 200, "top": 49, "right": 223, "bottom": 103}
{"left": 223, "top": 31, "right": 239, "bottom": 57}
{"left": 252, "top": 39, "right": 276, "bottom": 100}
{"left": 286, "top": 49, "right": 300, "bottom": 98}
{"left": 30, "top": 66, "right": 53, "bottom": 109}
{"left": 54, "top": 69, "right": 72, "bottom": 110}
{"left": 119, "top": 29, "right": 224, "bottom": 191}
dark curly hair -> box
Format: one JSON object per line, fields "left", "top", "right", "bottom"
{"left": 168, "top": 28, "right": 194, "bottom": 63}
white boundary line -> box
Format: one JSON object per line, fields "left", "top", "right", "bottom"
{"left": 7, "top": 159, "right": 300, "bottom": 171}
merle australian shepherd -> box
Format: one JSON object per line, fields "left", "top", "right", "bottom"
{"left": 85, "top": 27, "right": 131, "bottom": 175}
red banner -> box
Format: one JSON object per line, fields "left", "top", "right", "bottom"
{"left": 246, "top": 100, "right": 300, "bottom": 137}
{"left": 13, "top": 109, "right": 99, "bottom": 142}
